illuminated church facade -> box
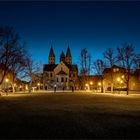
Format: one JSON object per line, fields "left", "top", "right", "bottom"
{"left": 43, "top": 45, "right": 78, "bottom": 90}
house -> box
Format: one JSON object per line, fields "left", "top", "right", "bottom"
{"left": 131, "top": 69, "right": 140, "bottom": 90}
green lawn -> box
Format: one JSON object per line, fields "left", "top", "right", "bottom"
{"left": 0, "top": 92, "right": 140, "bottom": 139}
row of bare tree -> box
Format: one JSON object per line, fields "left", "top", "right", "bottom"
{"left": 79, "top": 44, "right": 140, "bottom": 95}
{"left": 0, "top": 26, "right": 42, "bottom": 93}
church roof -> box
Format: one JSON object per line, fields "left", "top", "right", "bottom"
{"left": 49, "top": 45, "right": 55, "bottom": 57}
{"left": 66, "top": 64, "right": 78, "bottom": 72}
{"left": 43, "top": 64, "right": 57, "bottom": 71}
{"left": 103, "top": 65, "right": 126, "bottom": 73}
{"left": 56, "top": 70, "right": 67, "bottom": 75}
{"left": 66, "top": 45, "right": 71, "bottom": 57}
{"left": 43, "top": 63, "right": 78, "bottom": 72}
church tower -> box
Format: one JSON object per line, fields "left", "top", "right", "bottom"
{"left": 65, "top": 45, "right": 72, "bottom": 64}
{"left": 60, "top": 51, "right": 65, "bottom": 63}
{"left": 48, "top": 45, "right": 55, "bottom": 64}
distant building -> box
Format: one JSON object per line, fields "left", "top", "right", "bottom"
{"left": 43, "top": 45, "right": 78, "bottom": 90}
{"left": 78, "top": 75, "right": 102, "bottom": 91}
{"left": 103, "top": 65, "right": 140, "bottom": 91}
{"left": 131, "top": 69, "right": 140, "bottom": 90}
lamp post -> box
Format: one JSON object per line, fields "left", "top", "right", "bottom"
{"left": 90, "top": 81, "right": 93, "bottom": 90}
{"left": 98, "top": 82, "right": 101, "bottom": 92}
{"left": 5, "top": 78, "right": 9, "bottom": 95}
{"left": 117, "top": 77, "right": 120, "bottom": 82}
{"left": 117, "top": 77, "right": 124, "bottom": 93}
{"left": 85, "top": 83, "right": 89, "bottom": 91}
{"left": 37, "top": 82, "right": 40, "bottom": 90}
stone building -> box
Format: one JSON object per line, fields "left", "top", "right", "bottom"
{"left": 43, "top": 45, "right": 78, "bottom": 90}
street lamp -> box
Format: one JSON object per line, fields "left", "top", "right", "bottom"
{"left": 98, "top": 82, "right": 101, "bottom": 86}
{"left": 98, "top": 82, "right": 101, "bottom": 92}
{"left": 5, "top": 78, "right": 9, "bottom": 94}
{"left": 122, "top": 75, "right": 124, "bottom": 79}
{"left": 5, "top": 78, "right": 9, "bottom": 83}
{"left": 85, "top": 83, "right": 89, "bottom": 90}
{"left": 117, "top": 77, "right": 120, "bottom": 82}
{"left": 90, "top": 81, "right": 93, "bottom": 90}
{"left": 90, "top": 81, "right": 93, "bottom": 85}
{"left": 37, "top": 82, "right": 40, "bottom": 90}
{"left": 117, "top": 77, "right": 123, "bottom": 92}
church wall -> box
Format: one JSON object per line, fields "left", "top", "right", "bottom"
{"left": 54, "top": 62, "right": 69, "bottom": 76}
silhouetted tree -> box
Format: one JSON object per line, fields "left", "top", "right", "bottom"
{"left": 93, "top": 59, "right": 106, "bottom": 93}
{"left": 10, "top": 45, "right": 28, "bottom": 93}
{"left": 117, "top": 43, "right": 136, "bottom": 95}
{"left": 24, "top": 56, "right": 43, "bottom": 93}
{"left": 79, "top": 48, "right": 91, "bottom": 75}
{"left": 103, "top": 48, "right": 117, "bottom": 93}
{"left": 79, "top": 48, "right": 91, "bottom": 89}
{"left": 0, "top": 26, "right": 27, "bottom": 92}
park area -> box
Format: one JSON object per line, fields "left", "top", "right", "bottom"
{"left": 0, "top": 92, "right": 140, "bottom": 139}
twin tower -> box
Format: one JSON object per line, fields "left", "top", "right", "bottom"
{"left": 48, "top": 45, "right": 72, "bottom": 64}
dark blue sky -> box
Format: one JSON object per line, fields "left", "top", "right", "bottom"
{"left": 0, "top": 1, "right": 140, "bottom": 65}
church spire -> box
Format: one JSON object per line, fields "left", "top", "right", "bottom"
{"left": 49, "top": 44, "right": 55, "bottom": 57}
{"left": 65, "top": 45, "right": 72, "bottom": 64}
{"left": 60, "top": 51, "right": 65, "bottom": 63}
{"left": 66, "top": 45, "right": 71, "bottom": 57}
{"left": 48, "top": 45, "right": 55, "bottom": 64}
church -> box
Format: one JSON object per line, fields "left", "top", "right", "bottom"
{"left": 43, "top": 45, "right": 78, "bottom": 90}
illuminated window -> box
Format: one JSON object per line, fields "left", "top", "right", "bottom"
{"left": 113, "top": 68, "right": 119, "bottom": 72}
{"left": 113, "top": 68, "right": 116, "bottom": 72}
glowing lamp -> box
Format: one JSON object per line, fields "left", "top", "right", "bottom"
{"left": 117, "top": 77, "right": 120, "bottom": 82}
{"left": 98, "top": 82, "right": 101, "bottom": 86}
{"left": 90, "top": 81, "right": 93, "bottom": 85}
{"left": 5, "top": 78, "right": 9, "bottom": 82}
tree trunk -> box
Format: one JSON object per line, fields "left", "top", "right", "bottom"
{"left": 101, "top": 78, "right": 103, "bottom": 93}
{"left": 12, "top": 83, "right": 15, "bottom": 93}
{"left": 126, "top": 78, "right": 129, "bottom": 95}
{"left": 126, "top": 70, "right": 130, "bottom": 95}
{"left": 0, "top": 71, "right": 7, "bottom": 87}
{"left": 111, "top": 83, "right": 113, "bottom": 93}
{"left": 29, "top": 81, "right": 32, "bottom": 93}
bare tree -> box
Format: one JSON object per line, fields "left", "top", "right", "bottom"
{"left": 79, "top": 48, "right": 91, "bottom": 89}
{"left": 79, "top": 48, "right": 91, "bottom": 75}
{"left": 10, "top": 46, "right": 28, "bottom": 93}
{"left": 0, "top": 26, "right": 27, "bottom": 92}
{"left": 93, "top": 59, "right": 106, "bottom": 93}
{"left": 103, "top": 48, "right": 117, "bottom": 93}
{"left": 24, "top": 56, "right": 43, "bottom": 93}
{"left": 117, "top": 43, "right": 136, "bottom": 95}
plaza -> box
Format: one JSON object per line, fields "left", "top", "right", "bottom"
{"left": 0, "top": 92, "right": 140, "bottom": 139}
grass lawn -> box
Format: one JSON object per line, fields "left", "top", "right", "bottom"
{"left": 0, "top": 92, "right": 140, "bottom": 139}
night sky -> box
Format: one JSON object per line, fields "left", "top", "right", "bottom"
{"left": 0, "top": 1, "right": 140, "bottom": 65}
